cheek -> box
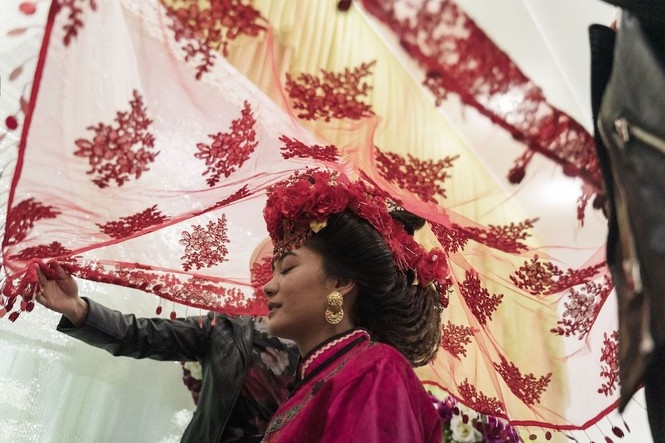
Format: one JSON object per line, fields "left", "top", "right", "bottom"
{"left": 287, "top": 292, "right": 324, "bottom": 323}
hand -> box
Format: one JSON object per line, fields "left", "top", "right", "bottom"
{"left": 35, "top": 262, "right": 88, "bottom": 326}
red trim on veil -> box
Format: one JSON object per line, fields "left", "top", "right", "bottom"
{"left": 359, "top": 0, "right": 605, "bottom": 222}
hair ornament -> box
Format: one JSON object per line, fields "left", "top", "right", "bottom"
{"left": 264, "top": 169, "right": 451, "bottom": 298}
{"left": 309, "top": 219, "right": 328, "bottom": 233}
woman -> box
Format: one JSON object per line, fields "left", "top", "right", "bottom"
{"left": 259, "top": 170, "right": 446, "bottom": 443}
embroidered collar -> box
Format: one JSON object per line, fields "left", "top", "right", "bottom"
{"left": 289, "top": 328, "right": 370, "bottom": 393}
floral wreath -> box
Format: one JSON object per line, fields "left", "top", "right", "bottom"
{"left": 263, "top": 169, "right": 450, "bottom": 299}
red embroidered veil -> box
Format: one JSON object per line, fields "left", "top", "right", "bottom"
{"left": 1, "top": 0, "right": 627, "bottom": 440}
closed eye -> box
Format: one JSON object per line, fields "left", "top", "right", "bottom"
{"left": 271, "top": 251, "right": 296, "bottom": 274}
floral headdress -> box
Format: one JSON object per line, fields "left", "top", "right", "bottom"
{"left": 263, "top": 170, "right": 450, "bottom": 296}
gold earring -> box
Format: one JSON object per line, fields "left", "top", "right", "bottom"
{"left": 325, "top": 290, "right": 344, "bottom": 325}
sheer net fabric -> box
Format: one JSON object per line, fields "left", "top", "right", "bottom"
{"left": 1, "top": 0, "right": 619, "bottom": 439}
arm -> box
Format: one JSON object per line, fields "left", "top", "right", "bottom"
{"left": 36, "top": 262, "right": 212, "bottom": 361}
{"left": 58, "top": 298, "right": 212, "bottom": 361}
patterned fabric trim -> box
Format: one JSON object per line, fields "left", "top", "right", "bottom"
{"left": 299, "top": 329, "right": 370, "bottom": 379}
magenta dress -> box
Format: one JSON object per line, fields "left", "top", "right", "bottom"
{"left": 261, "top": 329, "right": 442, "bottom": 443}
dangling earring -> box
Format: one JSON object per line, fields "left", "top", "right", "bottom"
{"left": 325, "top": 290, "right": 344, "bottom": 325}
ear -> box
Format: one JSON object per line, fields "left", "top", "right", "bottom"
{"left": 334, "top": 277, "right": 356, "bottom": 297}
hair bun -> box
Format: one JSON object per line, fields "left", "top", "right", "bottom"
{"left": 390, "top": 210, "right": 425, "bottom": 235}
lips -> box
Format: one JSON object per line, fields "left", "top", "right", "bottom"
{"left": 267, "top": 302, "right": 281, "bottom": 317}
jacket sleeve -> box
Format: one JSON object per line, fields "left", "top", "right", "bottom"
{"left": 57, "top": 297, "right": 218, "bottom": 361}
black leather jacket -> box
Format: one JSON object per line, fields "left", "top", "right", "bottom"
{"left": 57, "top": 298, "right": 257, "bottom": 443}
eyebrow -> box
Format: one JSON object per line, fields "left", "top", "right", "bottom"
{"left": 271, "top": 250, "right": 296, "bottom": 271}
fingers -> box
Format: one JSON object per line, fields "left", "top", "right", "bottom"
{"left": 51, "top": 262, "right": 69, "bottom": 280}
{"left": 34, "top": 285, "right": 46, "bottom": 306}
{"left": 37, "top": 261, "right": 60, "bottom": 280}
{"left": 36, "top": 265, "right": 45, "bottom": 286}
{"left": 33, "top": 273, "right": 48, "bottom": 306}
{"left": 36, "top": 261, "right": 68, "bottom": 282}
{"left": 35, "top": 261, "right": 71, "bottom": 303}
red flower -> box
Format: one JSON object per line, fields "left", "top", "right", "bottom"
{"left": 311, "top": 185, "right": 349, "bottom": 219}
{"left": 264, "top": 169, "right": 451, "bottom": 300}
{"left": 417, "top": 248, "right": 449, "bottom": 285}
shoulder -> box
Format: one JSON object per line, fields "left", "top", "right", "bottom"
{"left": 356, "top": 341, "right": 411, "bottom": 366}
{"left": 205, "top": 314, "right": 249, "bottom": 347}
{"left": 336, "top": 341, "right": 417, "bottom": 384}
{"left": 321, "top": 342, "right": 437, "bottom": 421}
{"left": 208, "top": 313, "right": 252, "bottom": 331}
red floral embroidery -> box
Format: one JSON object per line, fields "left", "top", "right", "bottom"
{"left": 510, "top": 255, "right": 606, "bottom": 296}
{"left": 431, "top": 222, "right": 469, "bottom": 254}
{"left": 1, "top": 272, "right": 41, "bottom": 322}
{"left": 57, "top": 0, "right": 97, "bottom": 46}
{"left": 250, "top": 257, "right": 272, "bottom": 298}
{"left": 430, "top": 220, "right": 536, "bottom": 254}
{"left": 110, "top": 266, "right": 176, "bottom": 295}
{"left": 279, "top": 135, "right": 339, "bottom": 162}
{"left": 194, "top": 101, "right": 257, "bottom": 187}
{"left": 165, "top": 275, "right": 267, "bottom": 315}
{"left": 359, "top": 0, "right": 603, "bottom": 221}
{"left": 598, "top": 331, "right": 619, "bottom": 396}
{"left": 459, "top": 270, "right": 503, "bottom": 325}
{"left": 178, "top": 275, "right": 233, "bottom": 304}
{"left": 179, "top": 215, "right": 230, "bottom": 271}
{"left": 210, "top": 185, "right": 251, "bottom": 210}
{"left": 73, "top": 90, "right": 158, "bottom": 188}
{"left": 3, "top": 198, "right": 61, "bottom": 246}
{"left": 440, "top": 321, "right": 476, "bottom": 359}
{"left": 493, "top": 356, "right": 551, "bottom": 406}
{"left": 457, "top": 379, "right": 506, "bottom": 417}
{"left": 97, "top": 205, "right": 169, "bottom": 239}
{"left": 164, "top": 0, "right": 266, "bottom": 79}
{"left": 219, "top": 284, "right": 267, "bottom": 314}
{"left": 463, "top": 219, "right": 537, "bottom": 254}
{"left": 375, "top": 148, "right": 458, "bottom": 203}
{"left": 550, "top": 275, "right": 613, "bottom": 339}
{"left": 285, "top": 61, "right": 376, "bottom": 121}
{"left": 67, "top": 261, "right": 264, "bottom": 314}
{"left": 7, "top": 241, "right": 72, "bottom": 262}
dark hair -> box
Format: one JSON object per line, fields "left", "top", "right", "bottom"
{"left": 305, "top": 210, "right": 442, "bottom": 366}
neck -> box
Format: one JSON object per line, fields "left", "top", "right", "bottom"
{"left": 296, "top": 319, "right": 356, "bottom": 357}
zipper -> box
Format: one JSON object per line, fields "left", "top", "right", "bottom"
{"left": 614, "top": 117, "right": 665, "bottom": 154}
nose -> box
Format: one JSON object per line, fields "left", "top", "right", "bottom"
{"left": 263, "top": 275, "right": 277, "bottom": 298}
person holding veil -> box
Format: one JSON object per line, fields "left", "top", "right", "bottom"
{"left": 35, "top": 249, "right": 300, "bottom": 443}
